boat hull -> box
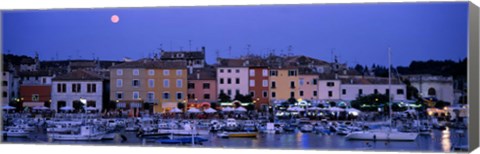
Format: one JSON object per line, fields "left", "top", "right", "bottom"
{"left": 345, "top": 131, "right": 418, "bottom": 141}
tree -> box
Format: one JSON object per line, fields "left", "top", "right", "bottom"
{"left": 287, "top": 97, "right": 297, "bottom": 105}
{"left": 177, "top": 102, "right": 185, "bottom": 109}
{"left": 218, "top": 92, "right": 231, "bottom": 102}
{"left": 354, "top": 64, "right": 364, "bottom": 74}
{"left": 329, "top": 101, "right": 337, "bottom": 107}
{"left": 403, "top": 79, "right": 420, "bottom": 100}
{"left": 210, "top": 102, "right": 218, "bottom": 109}
{"left": 350, "top": 93, "right": 389, "bottom": 112}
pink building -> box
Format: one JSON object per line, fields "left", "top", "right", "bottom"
{"left": 298, "top": 72, "right": 320, "bottom": 101}
{"left": 187, "top": 68, "right": 217, "bottom": 108}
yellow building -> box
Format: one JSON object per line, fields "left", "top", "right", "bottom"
{"left": 269, "top": 66, "right": 299, "bottom": 103}
{"left": 109, "top": 59, "right": 187, "bottom": 113}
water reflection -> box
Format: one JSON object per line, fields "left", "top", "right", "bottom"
{"left": 441, "top": 127, "right": 451, "bottom": 152}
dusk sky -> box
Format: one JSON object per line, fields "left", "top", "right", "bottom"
{"left": 2, "top": 2, "right": 468, "bottom": 67}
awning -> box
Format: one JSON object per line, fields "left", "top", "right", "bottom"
{"left": 23, "top": 102, "right": 44, "bottom": 107}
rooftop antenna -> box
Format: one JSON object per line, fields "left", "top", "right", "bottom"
{"left": 288, "top": 45, "right": 293, "bottom": 56}
{"left": 247, "top": 44, "right": 251, "bottom": 56}
{"left": 331, "top": 48, "right": 335, "bottom": 63}
{"left": 228, "top": 46, "right": 232, "bottom": 57}
{"left": 158, "top": 43, "right": 163, "bottom": 51}
{"left": 215, "top": 50, "right": 220, "bottom": 60}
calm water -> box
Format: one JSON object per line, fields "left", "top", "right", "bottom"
{"left": 3, "top": 128, "right": 468, "bottom": 153}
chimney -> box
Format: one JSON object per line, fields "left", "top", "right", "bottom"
{"left": 196, "top": 72, "right": 200, "bottom": 80}
{"left": 189, "top": 67, "right": 193, "bottom": 74}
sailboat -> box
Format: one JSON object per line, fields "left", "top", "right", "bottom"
{"left": 345, "top": 48, "right": 419, "bottom": 141}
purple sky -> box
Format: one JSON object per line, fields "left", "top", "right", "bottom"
{"left": 2, "top": 2, "right": 468, "bottom": 67}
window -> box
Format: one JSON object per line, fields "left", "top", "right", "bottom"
{"left": 386, "top": 89, "right": 390, "bottom": 95}
{"left": 204, "top": 94, "right": 210, "bottom": 99}
{"left": 133, "top": 92, "right": 140, "bottom": 99}
{"left": 235, "top": 89, "right": 240, "bottom": 95}
{"left": 148, "top": 70, "right": 155, "bottom": 76}
{"left": 163, "top": 92, "right": 170, "bottom": 100}
{"left": 227, "top": 89, "right": 232, "bottom": 95}
{"left": 117, "top": 69, "right": 123, "bottom": 76}
{"left": 374, "top": 89, "right": 378, "bottom": 94}
{"left": 42, "top": 78, "right": 46, "bottom": 84}
{"left": 220, "top": 69, "right": 224, "bottom": 73}
{"left": 299, "top": 91, "right": 304, "bottom": 97}
{"left": 220, "top": 78, "right": 225, "bottom": 84}
{"left": 203, "top": 83, "right": 210, "bottom": 89}
{"left": 57, "top": 83, "right": 66, "bottom": 93}
{"left": 35, "top": 76, "right": 39, "bottom": 81}
{"left": 262, "top": 69, "right": 268, "bottom": 76}
{"left": 2, "top": 81, "right": 7, "bottom": 86}
{"left": 262, "top": 80, "right": 268, "bottom": 87}
{"left": 263, "top": 91, "right": 268, "bottom": 98}
{"left": 271, "top": 81, "right": 276, "bottom": 89}
{"left": 271, "top": 92, "right": 276, "bottom": 98}
{"left": 249, "top": 70, "right": 255, "bottom": 77}
{"left": 163, "top": 70, "right": 170, "bottom": 76}
{"left": 227, "top": 78, "right": 232, "bottom": 84}
{"left": 327, "top": 82, "right": 335, "bottom": 87}
{"left": 147, "top": 92, "right": 155, "bottom": 102}
{"left": 133, "top": 69, "right": 139, "bottom": 76}
{"left": 116, "top": 92, "right": 123, "bottom": 99}
{"left": 235, "top": 78, "right": 240, "bottom": 84}
{"left": 227, "top": 69, "right": 231, "bottom": 73}
{"left": 312, "top": 79, "right": 318, "bottom": 85}
{"left": 132, "top": 80, "right": 140, "bottom": 87}
{"left": 32, "top": 94, "right": 39, "bottom": 101}
{"left": 249, "top": 80, "right": 255, "bottom": 87}
{"left": 220, "top": 89, "right": 224, "bottom": 94}
{"left": 2, "top": 91, "right": 6, "bottom": 98}
{"left": 72, "top": 83, "right": 81, "bottom": 93}
{"left": 188, "top": 83, "right": 195, "bottom": 89}
{"left": 250, "top": 91, "right": 255, "bottom": 97}
{"left": 342, "top": 89, "right": 346, "bottom": 95}
{"left": 148, "top": 79, "right": 154, "bottom": 88}
{"left": 176, "top": 79, "right": 183, "bottom": 88}
{"left": 358, "top": 89, "right": 363, "bottom": 95}
{"left": 313, "top": 91, "right": 318, "bottom": 96}
{"left": 288, "top": 70, "right": 297, "bottom": 76}
{"left": 176, "top": 70, "right": 182, "bottom": 76}
{"left": 397, "top": 89, "right": 405, "bottom": 95}
{"left": 290, "top": 91, "right": 295, "bottom": 98}
{"left": 87, "top": 83, "right": 96, "bottom": 93}
{"left": 116, "top": 79, "right": 123, "bottom": 87}
{"left": 328, "top": 91, "right": 333, "bottom": 97}
{"left": 235, "top": 69, "right": 240, "bottom": 73}
{"left": 163, "top": 79, "right": 170, "bottom": 88}
{"left": 270, "top": 70, "right": 278, "bottom": 76}
{"left": 290, "top": 81, "right": 295, "bottom": 89}
{"left": 299, "top": 78, "right": 304, "bottom": 86}
{"left": 176, "top": 92, "right": 183, "bottom": 100}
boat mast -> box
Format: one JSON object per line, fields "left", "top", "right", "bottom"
{"left": 388, "top": 47, "right": 392, "bottom": 132}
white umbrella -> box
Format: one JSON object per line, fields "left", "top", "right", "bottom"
{"left": 294, "top": 106, "right": 305, "bottom": 112}
{"left": 204, "top": 108, "right": 217, "bottom": 113}
{"left": 187, "top": 107, "right": 201, "bottom": 113}
{"left": 60, "top": 106, "right": 74, "bottom": 111}
{"left": 85, "top": 107, "right": 98, "bottom": 111}
{"left": 287, "top": 107, "right": 296, "bottom": 112}
{"left": 222, "top": 107, "right": 234, "bottom": 112}
{"left": 328, "top": 107, "right": 345, "bottom": 112}
{"left": 2, "top": 105, "right": 16, "bottom": 110}
{"left": 235, "top": 106, "right": 247, "bottom": 112}
{"left": 307, "top": 106, "right": 322, "bottom": 111}
{"left": 33, "top": 106, "right": 49, "bottom": 110}
{"left": 346, "top": 108, "right": 361, "bottom": 113}
{"left": 170, "top": 107, "right": 183, "bottom": 113}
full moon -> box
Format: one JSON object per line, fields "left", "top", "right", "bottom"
{"left": 111, "top": 15, "right": 119, "bottom": 23}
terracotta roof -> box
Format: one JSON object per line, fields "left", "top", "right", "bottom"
{"left": 52, "top": 70, "right": 104, "bottom": 81}
{"left": 217, "top": 58, "right": 248, "bottom": 67}
{"left": 340, "top": 77, "right": 403, "bottom": 85}
{"left": 285, "top": 56, "right": 329, "bottom": 66}
{"left": 109, "top": 58, "right": 187, "bottom": 69}
{"left": 18, "top": 70, "right": 53, "bottom": 77}
{"left": 188, "top": 67, "right": 216, "bottom": 80}
{"left": 160, "top": 50, "right": 205, "bottom": 60}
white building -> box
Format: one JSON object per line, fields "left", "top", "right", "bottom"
{"left": 318, "top": 79, "right": 341, "bottom": 101}
{"left": 339, "top": 77, "right": 407, "bottom": 102}
{"left": 405, "top": 75, "right": 455, "bottom": 103}
{"left": 51, "top": 70, "right": 104, "bottom": 112}
{"left": 2, "top": 70, "right": 19, "bottom": 105}
{"left": 216, "top": 59, "right": 250, "bottom": 99}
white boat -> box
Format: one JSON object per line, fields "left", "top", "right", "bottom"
{"left": 224, "top": 118, "right": 239, "bottom": 131}
{"left": 345, "top": 48, "right": 418, "bottom": 141}
{"left": 3, "top": 128, "right": 29, "bottom": 137}
{"left": 157, "top": 123, "right": 209, "bottom": 135}
{"left": 47, "top": 124, "right": 80, "bottom": 133}
{"left": 345, "top": 129, "right": 419, "bottom": 141}
{"left": 49, "top": 125, "right": 105, "bottom": 141}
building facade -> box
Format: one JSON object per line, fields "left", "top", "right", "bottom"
{"left": 298, "top": 74, "right": 319, "bottom": 101}
{"left": 109, "top": 59, "right": 188, "bottom": 113}
{"left": 187, "top": 68, "right": 217, "bottom": 108}
{"left": 405, "top": 75, "right": 455, "bottom": 103}
{"left": 248, "top": 66, "right": 270, "bottom": 110}
{"left": 160, "top": 47, "right": 206, "bottom": 74}
{"left": 269, "top": 67, "right": 299, "bottom": 103}
{"left": 51, "top": 70, "right": 104, "bottom": 111}
{"left": 2, "top": 70, "right": 19, "bottom": 106}
{"left": 339, "top": 77, "right": 407, "bottom": 102}
{"left": 216, "top": 59, "right": 250, "bottom": 99}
